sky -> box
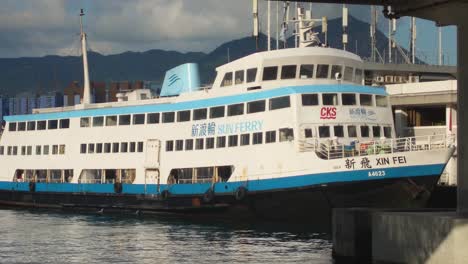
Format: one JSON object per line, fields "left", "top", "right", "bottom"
{"left": 0, "top": 0, "right": 457, "bottom": 65}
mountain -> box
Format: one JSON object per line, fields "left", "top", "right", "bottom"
{"left": 0, "top": 16, "right": 413, "bottom": 97}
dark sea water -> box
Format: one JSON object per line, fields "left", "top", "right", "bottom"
{"left": 0, "top": 209, "right": 333, "bottom": 263}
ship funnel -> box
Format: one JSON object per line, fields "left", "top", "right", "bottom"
{"left": 160, "top": 63, "right": 201, "bottom": 97}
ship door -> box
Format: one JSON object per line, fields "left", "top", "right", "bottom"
{"left": 144, "top": 139, "right": 161, "bottom": 169}
{"left": 145, "top": 169, "right": 159, "bottom": 186}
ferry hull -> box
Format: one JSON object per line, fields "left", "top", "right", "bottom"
{"left": 0, "top": 174, "right": 440, "bottom": 228}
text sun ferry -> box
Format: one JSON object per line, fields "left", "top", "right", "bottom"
{"left": 0, "top": 9, "right": 455, "bottom": 221}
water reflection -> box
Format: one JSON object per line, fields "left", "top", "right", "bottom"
{"left": 0, "top": 209, "right": 332, "bottom": 263}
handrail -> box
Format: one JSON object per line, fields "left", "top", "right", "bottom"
{"left": 299, "top": 134, "right": 455, "bottom": 160}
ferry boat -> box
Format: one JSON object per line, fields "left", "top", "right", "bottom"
{"left": 0, "top": 9, "right": 455, "bottom": 222}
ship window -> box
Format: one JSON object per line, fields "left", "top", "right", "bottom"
{"left": 372, "top": 126, "right": 381, "bottom": 138}
{"left": 18, "top": 122, "right": 26, "bottom": 131}
{"left": 106, "top": 116, "right": 117, "bottom": 126}
{"left": 52, "top": 145, "right": 58, "bottom": 155}
{"left": 104, "top": 143, "right": 111, "bottom": 153}
{"left": 235, "top": 70, "right": 244, "bottom": 84}
{"left": 36, "top": 120, "right": 46, "bottom": 130}
{"left": 59, "top": 145, "right": 65, "bottom": 155}
{"left": 227, "top": 103, "right": 244, "bottom": 116}
{"left": 21, "top": 146, "right": 26, "bottom": 155}
{"left": 302, "top": 94, "right": 319, "bottom": 106}
{"left": 88, "top": 144, "right": 95, "bottom": 154}
{"left": 240, "top": 134, "right": 250, "bottom": 146}
{"left": 64, "top": 170, "right": 73, "bottom": 183}
{"left": 193, "top": 108, "right": 207, "bottom": 120}
{"left": 80, "top": 144, "right": 87, "bottom": 154}
{"left": 147, "top": 113, "right": 160, "bottom": 124}
{"left": 121, "top": 142, "right": 128, "bottom": 153}
{"left": 316, "top": 64, "right": 329, "bottom": 78}
{"left": 166, "top": 140, "right": 174, "bottom": 151}
{"left": 331, "top": 65, "right": 343, "bottom": 79}
{"left": 281, "top": 65, "right": 297, "bottom": 79}
{"left": 322, "top": 93, "right": 338, "bottom": 105}
{"left": 162, "top": 112, "right": 175, "bottom": 123}
{"left": 360, "top": 126, "right": 370, "bottom": 137}
{"left": 177, "top": 110, "right": 191, "bottom": 122}
{"left": 196, "top": 167, "right": 214, "bottom": 183}
{"left": 355, "top": 69, "right": 363, "bottom": 84}
{"left": 8, "top": 122, "right": 17, "bottom": 131}
{"left": 185, "top": 139, "right": 194, "bottom": 150}
{"left": 217, "top": 166, "right": 234, "bottom": 182}
{"left": 376, "top": 95, "right": 388, "bottom": 107}
{"left": 253, "top": 132, "right": 263, "bottom": 144}
{"left": 342, "top": 93, "right": 356, "bottom": 105}
{"left": 119, "top": 115, "right": 131, "bottom": 125}
{"left": 60, "top": 119, "right": 70, "bottom": 129}
{"left": 269, "top": 96, "right": 290, "bottom": 110}
{"left": 36, "top": 170, "right": 47, "bottom": 183}
{"left": 13, "top": 146, "right": 18, "bottom": 155}
{"left": 43, "top": 145, "right": 49, "bottom": 155}
{"left": 96, "top": 143, "right": 103, "bottom": 153}
{"left": 50, "top": 170, "right": 62, "bottom": 183}
{"left": 344, "top": 67, "right": 354, "bottom": 82}
{"left": 262, "top": 66, "right": 278, "bottom": 81}
{"left": 247, "top": 68, "right": 257, "bottom": 83}
{"left": 48, "top": 120, "right": 58, "bottom": 130}
{"left": 334, "top": 126, "right": 344, "bottom": 138}
{"left": 384, "top": 127, "right": 392, "bottom": 138}
{"left": 93, "top": 116, "right": 104, "bottom": 127}
{"left": 360, "top": 94, "right": 373, "bottom": 106}
{"left": 137, "top": 142, "right": 144, "bottom": 152}
{"left": 210, "top": 106, "right": 225, "bottom": 119}
{"left": 121, "top": 169, "right": 136, "bottom": 184}
{"left": 206, "top": 137, "right": 215, "bottom": 149}
{"left": 80, "top": 117, "right": 90, "bottom": 127}
{"left": 348, "top": 125, "right": 358, "bottom": 138}
{"left": 1, "top": 146, "right": 5, "bottom": 155}
{"left": 304, "top": 129, "right": 313, "bottom": 138}
{"left": 266, "top": 130, "right": 276, "bottom": 143}
{"left": 26, "top": 146, "right": 32, "bottom": 155}
{"left": 36, "top": 146, "right": 42, "bottom": 155}
{"left": 319, "top": 126, "right": 331, "bottom": 138}
{"left": 247, "top": 100, "right": 265, "bottom": 114}
{"left": 27, "top": 121, "right": 36, "bottom": 131}
{"left": 130, "top": 142, "right": 136, "bottom": 152}
{"left": 175, "top": 140, "right": 184, "bottom": 151}
{"left": 7, "top": 146, "right": 12, "bottom": 155}
{"left": 299, "top": 64, "right": 314, "bottom": 79}
{"left": 79, "top": 170, "right": 102, "bottom": 184}
{"left": 133, "top": 114, "right": 145, "bottom": 125}
{"left": 228, "top": 135, "right": 238, "bottom": 147}
{"left": 279, "top": 128, "right": 294, "bottom": 141}
{"left": 221, "top": 72, "right": 233, "bottom": 87}
{"left": 196, "top": 138, "right": 204, "bottom": 150}
{"left": 217, "top": 136, "right": 226, "bottom": 148}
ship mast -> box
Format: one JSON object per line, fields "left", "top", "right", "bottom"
{"left": 80, "top": 9, "right": 91, "bottom": 105}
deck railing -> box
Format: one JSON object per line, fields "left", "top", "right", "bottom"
{"left": 299, "top": 134, "right": 455, "bottom": 160}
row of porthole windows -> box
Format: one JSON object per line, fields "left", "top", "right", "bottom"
{"left": 8, "top": 119, "right": 70, "bottom": 132}
{"left": 166, "top": 128, "right": 295, "bottom": 152}
{"left": 305, "top": 125, "right": 392, "bottom": 139}
{"left": 79, "top": 96, "right": 291, "bottom": 128}
{"left": 80, "top": 142, "right": 144, "bottom": 154}
{"left": 301, "top": 93, "right": 388, "bottom": 107}
{"left": 0, "top": 144, "right": 65, "bottom": 156}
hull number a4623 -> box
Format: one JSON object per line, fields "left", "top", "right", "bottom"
{"left": 368, "top": 170, "right": 386, "bottom": 177}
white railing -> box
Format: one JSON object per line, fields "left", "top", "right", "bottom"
{"left": 299, "top": 134, "right": 455, "bottom": 160}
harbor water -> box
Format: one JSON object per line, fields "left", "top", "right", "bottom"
{"left": 0, "top": 209, "right": 333, "bottom": 263}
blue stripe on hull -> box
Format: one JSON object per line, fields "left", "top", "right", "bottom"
{"left": 4, "top": 84, "right": 387, "bottom": 122}
{"left": 0, "top": 164, "right": 445, "bottom": 195}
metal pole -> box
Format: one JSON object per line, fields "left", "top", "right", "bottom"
{"left": 276, "top": 1, "right": 279, "bottom": 49}
{"left": 438, "top": 26, "right": 443, "bottom": 65}
{"left": 267, "top": 0, "right": 271, "bottom": 51}
{"left": 80, "top": 9, "right": 91, "bottom": 105}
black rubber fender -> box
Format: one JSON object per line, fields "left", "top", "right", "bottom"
{"left": 114, "top": 182, "right": 123, "bottom": 193}
{"left": 29, "top": 181, "right": 36, "bottom": 192}
{"left": 202, "top": 188, "right": 215, "bottom": 203}
{"left": 235, "top": 186, "right": 248, "bottom": 201}
{"left": 160, "top": 190, "right": 170, "bottom": 200}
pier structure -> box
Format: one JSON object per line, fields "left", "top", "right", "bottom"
{"left": 281, "top": 0, "right": 468, "bottom": 263}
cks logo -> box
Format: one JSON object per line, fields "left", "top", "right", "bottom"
{"left": 320, "top": 107, "right": 337, "bottom": 119}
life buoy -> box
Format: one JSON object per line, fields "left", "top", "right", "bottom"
{"left": 114, "top": 182, "right": 123, "bottom": 193}
{"left": 202, "top": 188, "right": 215, "bottom": 203}
{"left": 160, "top": 190, "right": 170, "bottom": 200}
{"left": 235, "top": 186, "right": 248, "bottom": 201}
{"left": 29, "top": 181, "right": 36, "bottom": 192}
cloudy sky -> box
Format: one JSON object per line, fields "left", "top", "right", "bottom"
{"left": 0, "top": 0, "right": 457, "bottom": 64}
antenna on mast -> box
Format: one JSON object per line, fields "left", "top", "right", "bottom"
{"left": 252, "top": 0, "right": 259, "bottom": 51}
{"left": 80, "top": 9, "right": 91, "bottom": 105}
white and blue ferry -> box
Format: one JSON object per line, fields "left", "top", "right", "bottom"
{"left": 0, "top": 10, "right": 454, "bottom": 222}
